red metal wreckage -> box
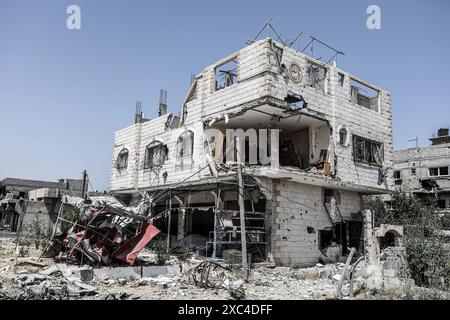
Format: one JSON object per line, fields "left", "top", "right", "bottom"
{"left": 42, "top": 195, "right": 160, "bottom": 266}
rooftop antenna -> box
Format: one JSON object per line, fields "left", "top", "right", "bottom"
{"left": 301, "top": 36, "right": 345, "bottom": 65}
{"left": 287, "top": 32, "right": 303, "bottom": 50}
{"left": 247, "top": 17, "right": 286, "bottom": 45}
{"left": 158, "top": 89, "right": 167, "bottom": 117}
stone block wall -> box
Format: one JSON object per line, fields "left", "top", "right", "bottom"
{"left": 260, "top": 177, "right": 362, "bottom": 267}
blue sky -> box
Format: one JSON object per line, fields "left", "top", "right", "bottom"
{"left": 1, "top": 0, "right": 449, "bottom": 190}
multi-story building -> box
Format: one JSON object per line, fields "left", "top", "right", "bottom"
{"left": 109, "top": 38, "right": 394, "bottom": 267}
{"left": 394, "top": 128, "right": 450, "bottom": 212}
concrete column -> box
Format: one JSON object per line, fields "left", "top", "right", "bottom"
{"left": 174, "top": 196, "right": 185, "bottom": 241}
{"left": 363, "top": 209, "right": 383, "bottom": 290}
{"left": 177, "top": 209, "right": 186, "bottom": 241}
{"left": 270, "top": 129, "right": 279, "bottom": 166}
{"left": 363, "top": 209, "right": 380, "bottom": 265}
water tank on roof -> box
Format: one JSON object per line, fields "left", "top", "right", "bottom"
{"left": 438, "top": 128, "right": 449, "bottom": 137}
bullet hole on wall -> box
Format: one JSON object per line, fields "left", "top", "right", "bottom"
{"left": 307, "top": 226, "right": 315, "bottom": 234}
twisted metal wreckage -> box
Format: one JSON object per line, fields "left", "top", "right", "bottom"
{"left": 41, "top": 195, "right": 161, "bottom": 266}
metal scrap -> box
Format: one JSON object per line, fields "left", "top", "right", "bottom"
{"left": 188, "top": 260, "right": 244, "bottom": 290}
{"left": 41, "top": 195, "right": 160, "bottom": 266}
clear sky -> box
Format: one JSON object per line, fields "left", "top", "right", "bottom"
{"left": 1, "top": 0, "right": 449, "bottom": 190}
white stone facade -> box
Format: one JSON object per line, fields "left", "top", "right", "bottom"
{"left": 109, "top": 38, "right": 394, "bottom": 266}
{"left": 394, "top": 134, "right": 450, "bottom": 211}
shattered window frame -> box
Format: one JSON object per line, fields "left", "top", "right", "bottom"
{"left": 429, "top": 166, "right": 449, "bottom": 177}
{"left": 353, "top": 135, "right": 384, "bottom": 166}
{"left": 306, "top": 61, "right": 327, "bottom": 92}
{"left": 116, "top": 148, "right": 129, "bottom": 170}
{"left": 349, "top": 78, "right": 380, "bottom": 112}
{"left": 269, "top": 43, "right": 283, "bottom": 69}
{"left": 176, "top": 130, "right": 194, "bottom": 159}
{"left": 144, "top": 142, "right": 169, "bottom": 168}
{"left": 337, "top": 72, "right": 345, "bottom": 87}
{"left": 214, "top": 57, "right": 238, "bottom": 91}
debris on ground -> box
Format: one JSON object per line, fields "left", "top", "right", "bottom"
{"left": 188, "top": 260, "right": 244, "bottom": 290}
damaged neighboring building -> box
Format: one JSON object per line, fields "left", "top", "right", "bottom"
{"left": 393, "top": 128, "right": 450, "bottom": 213}
{"left": 109, "top": 38, "right": 394, "bottom": 267}
{"left": 0, "top": 177, "right": 85, "bottom": 232}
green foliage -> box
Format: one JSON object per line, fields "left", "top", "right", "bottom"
{"left": 40, "top": 239, "right": 48, "bottom": 249}
{"left": 155, "top": 240, "right": 170, "bottom": 265}
{"left": 441, "top": 214, "right": 450, "bottom": 230}
{"left": 362, "top": 192, "right": 441, "bottom": 229}
{"left": 363, "top": 192, "right": 450, "bottom": 290}
{"left": 59, "top": 207, "right": 79, "bottom": 233}
{"left": 18, "top": 238, "right": 31, "bottom": 247}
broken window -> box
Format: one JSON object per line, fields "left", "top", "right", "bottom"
{"left": 353, "top": 135, "right": 383, "bottom": 166}
{"left": 350, "top": 78, "right": 379, "bottom": 111}
{"left": 269, "top": 43, "right": 283, "bottom": 68}
{"left": 144, "top": 142, "right": 168, "bottom": 168}
{"left": 116, "top": 149, "right": 129, "bottom": 170}
{"left": 337, "top": 73, "right": 345, "bottom": 87}
{"left": 338, "top": 128, "right": 348, "bottom": 145}
{"left": 215, "top": 58, "right": 237, "bottom": 90}
{"left": 394, "top": 170, "right": 401, "bottom": 180}
{"left": 429, "top": 167, "right": 439, "bottom": 176}
{"left": 307, "top": 61, "right": 327, "bottom": 91}
{"left": 411, "top": 168, "right": 416, "bottom": 175}
{"left": 176, "top": 130, "right": 194, "bottom": 159}
{"left": 285, "top": 91, "right": 306, "bottom": 110}
{"left": 429, "top": 166, "right": 449, "bottom": 177}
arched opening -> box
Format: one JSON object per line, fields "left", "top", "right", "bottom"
{"left": 338, "top": 127, "right": 348, "bottom": 146}
{"left": 380, "top": 230, "right": 402, "bottom": 249}
{"left": 116, "top": 149, "right": 129, "bottom": 170}
{"left": 176, "top": 130, "right": 194, "bottom": 159}
{"left": 145, "top": 142, "right": 168, "bottom": 168}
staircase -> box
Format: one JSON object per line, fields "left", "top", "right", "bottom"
{"left": 324, "top": 200, "right": 344, "bottom": 225}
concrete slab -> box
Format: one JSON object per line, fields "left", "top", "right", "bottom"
{"left": 93, "top": 265, "right": 180, "bottom": 281}
{"left": 142, "top": 265, "right": 179, "bottom": 277}
{"left": 93, "top": 266, "right": 141, "bottom": 281}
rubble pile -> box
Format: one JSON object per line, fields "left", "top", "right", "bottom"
{"left": 187, "top": 260, "right": 246, "bottom": 300}
{"left": 0, "top": 265, "right": 96, "bottom": 300}
{"left": 3, "top": 254, "right": 447, "bottom": 300}
{"left": 188, "top": 260, "right": 244, "bottom": 290}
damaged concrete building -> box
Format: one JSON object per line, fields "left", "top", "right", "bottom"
{"left": 393, "top": 128, "right": 450, "bottom": 213}
{"left": 0, "top": 177, "right": 85, "bottom": 232}
{"left": 109, "top": 38, "right": 394, "bottom": 267}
